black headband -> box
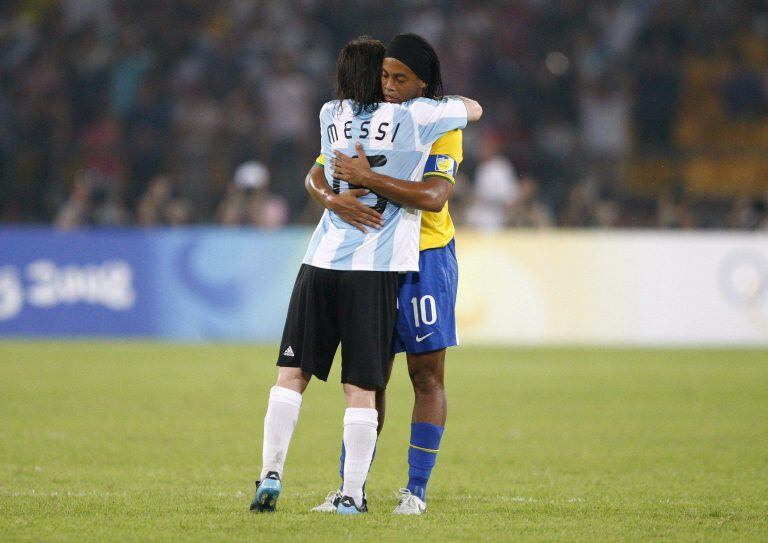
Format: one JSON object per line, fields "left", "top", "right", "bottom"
{"left": 386, "top": 34, "right": 433, "bottom": 84}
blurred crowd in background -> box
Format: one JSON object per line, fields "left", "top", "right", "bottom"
{"left": 1, "top": 0, "right": 768, "bottom": 231}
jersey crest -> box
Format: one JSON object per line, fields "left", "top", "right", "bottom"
{"left": 435, "top": 155, "right": 455, "bottom": 174}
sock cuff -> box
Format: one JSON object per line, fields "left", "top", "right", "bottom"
{"left": 270, "top": 386, "right": 303, "bottom": 407}
{"left": 410, "top": 422, "right": 444, "bottom": 450}
{"left": 343, "top": 407, "right": 378, "bottom": 428}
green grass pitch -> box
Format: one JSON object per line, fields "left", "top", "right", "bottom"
{"left": 1, "top": 342, "right": 767, "bottom": 541}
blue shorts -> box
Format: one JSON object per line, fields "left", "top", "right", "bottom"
{"left": 393, "top": 239, "right": 459, "bottom": 355}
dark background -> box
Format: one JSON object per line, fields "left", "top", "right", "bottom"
{"left": 1, "top": 0, "right": 767, "bottom": 230}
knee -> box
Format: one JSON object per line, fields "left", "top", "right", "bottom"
{"left": 275, "top": 368, "right": 310, "bottom": 393}
{"left": 343, "top": 383, "right": 376, "bottom": 408}
{"left": 409, "top": 367, "right": 443, "bottom": 396}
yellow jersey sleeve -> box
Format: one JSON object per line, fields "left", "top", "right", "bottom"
{"left": 419, "top": 130, "right": 463, "bottom": 251}
{"left": 315, "top": 154, "right": 326, "bottom": 167}
{"left": 422, "top": 130, "right": 463, "bottom": 184}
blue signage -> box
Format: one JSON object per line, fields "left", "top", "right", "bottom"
{"left": 0, "top": 227, "right": 311, "bottom": 341}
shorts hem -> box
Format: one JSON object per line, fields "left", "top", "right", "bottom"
{"left": 276, "top": 359, "right": 330, "bottom": 382}
{"left": 341, "top": 377, "right": 385, "bottom": 391}
{"left": 394, "top": 341, "right": 459, "bottom": 356}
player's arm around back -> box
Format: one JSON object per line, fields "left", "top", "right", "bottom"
{"left": 332, "top": 142, "right": 451, "bottom": 213}
{"left": 456, "top": 96, "right": 483, "bottom": 122}
{"left": 305, "top": 164, "right": 383, "bottom": 232}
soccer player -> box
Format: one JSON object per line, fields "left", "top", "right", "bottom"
{"left": 307, "top": 34, "right": 465, "bottom": 515}
{"left": 249, "top": 36, "right": 482, "bottom": 515}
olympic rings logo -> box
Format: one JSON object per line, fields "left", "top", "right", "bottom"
{"left": 717, "top": 250, "right": 768, "bottom": 335}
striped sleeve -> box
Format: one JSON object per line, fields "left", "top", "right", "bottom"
{"left": 317, "top": 102, "right": 335, "bottom": 170}
{"left": 409, "top": 98, "right": 468, "bottom": 146}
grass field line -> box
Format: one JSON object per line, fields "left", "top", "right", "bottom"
{"left": 9, "top": 490, "right": 727, "bottom": 508}
{"left": 0, "top": 490, "right": 582, "bottom": 503}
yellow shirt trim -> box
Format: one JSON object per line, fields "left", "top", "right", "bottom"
{"left": 423, "top": 171, "right": 455, "bottom": 184}
{"left": 420, "top": 130, "right": 462, "bottom": 251}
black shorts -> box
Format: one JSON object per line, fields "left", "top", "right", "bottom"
{"left": 276, "top": 264, "right": 398, "bottom": 390}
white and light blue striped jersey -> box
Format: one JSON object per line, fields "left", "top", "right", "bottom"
{"left": 303, "top": 97, "right": 468, "bottom": 272}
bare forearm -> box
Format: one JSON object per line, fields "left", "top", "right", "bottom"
{"left": 359, "top": 171, "right": 450, "bottom": 212}
{"left": 305, "top": 166, "right": 332, "bottom": 207}
{"left": 305, "top": 164, "right": 383, "bottom": 232}
{"left": 458, "top": 96, "right": 482, "bottom": 122}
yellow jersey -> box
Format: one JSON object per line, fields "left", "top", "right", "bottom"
{"left": 315, "top": 129, "right": 462, "bottom": 251}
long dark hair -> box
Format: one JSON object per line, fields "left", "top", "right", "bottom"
{"left": 334, "top": 36, "right": 385, "bottom": 115}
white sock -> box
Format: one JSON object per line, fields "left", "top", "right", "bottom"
{"left": 260, "top": 386, "right": 303, "bottom": 480}
{"left": 342, "top": 408, "right": 378, "bottom": 505}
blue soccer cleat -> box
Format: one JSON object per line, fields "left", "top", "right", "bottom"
{"left": 249, "top": 471, "right": 282, "bottom": 512}
{"left": 336, "top": 495, "right": 368, "bottom": 515}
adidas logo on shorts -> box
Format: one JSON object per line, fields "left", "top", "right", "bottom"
{"left": 283, "top": 346, "right": 295, "bottom": 357}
